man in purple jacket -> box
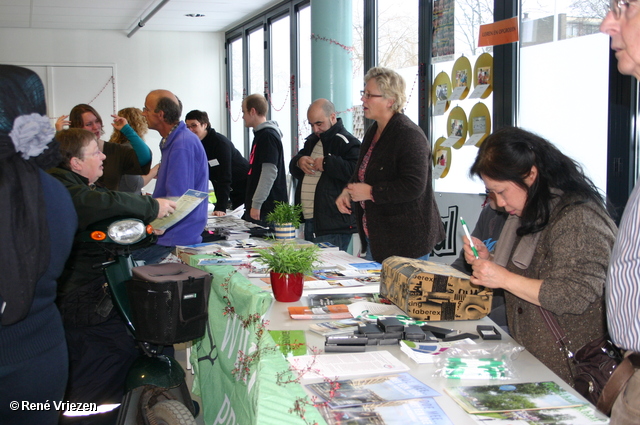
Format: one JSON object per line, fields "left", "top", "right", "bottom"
{"left": 135, "top": 89, "right": 209, "bottom": 264}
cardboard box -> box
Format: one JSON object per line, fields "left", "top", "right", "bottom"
{"left": 380, "top": 256, "right": 492, "bottom": 321}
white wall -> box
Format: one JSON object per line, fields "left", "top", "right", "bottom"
{"left": 0, "top": 27, "right": 226, "bottom": 191}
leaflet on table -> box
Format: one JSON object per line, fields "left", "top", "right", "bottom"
{"left": 150, "top": 189, "right": 208, "bottom": 231}
{"left": 307, "top": 293, "right": 388, "bottom": 307}
{"left": 444, "top": 381, "right": 586, "bottom": 414}
{"left": 400, "top": 339, "right": 476, "bottom": 364}
{"left": 304, "top": 279, "right": 365, "bottom": 289}
{"left": 469, "top": 404, "right": 608, "bottom": 425}
{"left": 306, "top": 372, "right": 441, "bottom": 408}
{"left": 308, "top": 318, "right": 365, "bottom": 336}
{"left": 317, "top": 250, "right": 375, "bottom": 269}
{"left": 288, "top": 305, "right": 352, "bottom": 320}
{"left": 287, "top": 350, "right": 410, "bottom": 381}
{"left": 347, "top": 301, "right": 407, "bottom": 320}
{"left": 317, "top": 397, "right": 452, "bottom": 425}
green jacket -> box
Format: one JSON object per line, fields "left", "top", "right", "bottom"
{"left": 47, "top": 166, "right": 159, "bottom": 299}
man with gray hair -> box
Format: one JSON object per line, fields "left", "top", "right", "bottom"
{"left": 290, "top": 99, "right": 361, "bottom": 251}
{"left": 137, "top": 89, "right": 209, "bottom": 263}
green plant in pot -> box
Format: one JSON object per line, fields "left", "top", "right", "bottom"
{"left": 255, "top": 241, "right": 320, "bottom": 302}
{"left": 266, "top": 201, "right": 302, "bottom": 240}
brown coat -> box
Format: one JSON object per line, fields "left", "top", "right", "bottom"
{"left": 351, "top": 113, "right": 445, "bottom": 262}
{"left": 505, "top": 195, "right": 617, "bottom": 385}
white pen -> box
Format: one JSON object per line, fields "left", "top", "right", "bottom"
{"left": 460, "top": 216, "right": 479, "bottom": 259}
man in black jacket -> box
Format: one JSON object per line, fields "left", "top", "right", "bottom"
{"left": 290, "top": 99, "right": 361, "bottom": 251}
{"left": 185, "top": 110, "right": 249, "bottom": 215}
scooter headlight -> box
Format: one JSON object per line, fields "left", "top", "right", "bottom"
{"left": 107, "top": 219, "right": 147, "bottom": 245}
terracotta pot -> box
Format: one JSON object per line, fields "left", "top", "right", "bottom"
{"left": 274, "top": 223, "right": 296, "bottom": 240}
{"left": 270, "top": 271, "right": 304, "bottom": 302}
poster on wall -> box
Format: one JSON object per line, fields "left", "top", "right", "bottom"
{"left": 432, "top": 0, "right": 455, "bottom": 62}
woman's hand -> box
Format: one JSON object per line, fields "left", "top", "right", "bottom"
{"left": 336, "top": 188, "right": 352, "bottom": 214}
{"left": 156, "top": 198, "right": 177, "bottom": 219}
{"left": 469, "top": 259, "right": 509, "bottom": 289}
{"left": 347, "top": 182, "right": 373, "bottom": 202}
{"left": 111, "top": 114, "right": 128, "bottom": 131}
{"left": 212, "top": 210, "right": 226, "bottom": 217}
{"left": 462, "top": 235, "right": 490, "bottom": 262}
{"left": 56, "top": 115, "right": 70, "bottom": 131}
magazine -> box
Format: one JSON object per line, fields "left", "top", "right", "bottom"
{"left": 470, "top": 404, "right": 608, "bottom": 425}
{"left": 287, "top": 350, "right": 410, "bottom": 380}
{"left": 444, "top": 381, "right": 585, "bottom": 414}
{"left": 316, "top": 398, "right": 452, "bottom": 425}
{"left": 306, "top": 372, "right": 441, "bottom": 408}
{"left": 307, "top": 293, "right": 388, "bottom": 307}
{"left": 308, "top": 318, "right": 364, "bottom": 336}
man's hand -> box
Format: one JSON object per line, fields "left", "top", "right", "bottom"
{"left": 250, "top": 207, "right": 261, "bottom": 221}
{"left": 212, "top": 210, "right": 226, "bottom": 217}
{"left": 297, "top": 155, "right": 318, "bottom": 175}
{"left": 156, "top": 198, "right": 177, "bottom": 219}
{"left": 336, "top": 188, "right": 352, "bottom": 214}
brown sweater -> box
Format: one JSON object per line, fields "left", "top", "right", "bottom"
{"left": 504, "top": 195, "right": 617, "bottom": 385}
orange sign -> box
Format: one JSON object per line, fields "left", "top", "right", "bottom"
{"left": 478, "top": 17, "right": 519, "bottom": 47}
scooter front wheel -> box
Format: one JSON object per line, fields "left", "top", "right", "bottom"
{"left": 150, "top": 400, "right": 197, "bottom": 425}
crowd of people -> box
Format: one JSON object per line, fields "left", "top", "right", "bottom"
{"left": 2, "top": 4, "right": 640, "bottom": 423}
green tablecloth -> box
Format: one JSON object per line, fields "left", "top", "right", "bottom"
{"left": 189, "top": 260, "right": 326, "bottom": 425}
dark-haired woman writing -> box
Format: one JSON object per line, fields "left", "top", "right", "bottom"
{"left": 463, "top": 127, "right": 616, "bottom": 387}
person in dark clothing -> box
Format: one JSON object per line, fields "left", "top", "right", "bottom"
{"left": 241, "top": 93, "right": 288, "bottom": 225}
{"left": 290, "top": 99, "right": 361, "bottom": 251}
{"left": 185, "top": 109, "right": 249, "bottom": 215}
{"left": 0, "top": 64, "right": 77, "bottom": 425}
{"left": 48, "top": 128, "right": 175, "bottom": 425}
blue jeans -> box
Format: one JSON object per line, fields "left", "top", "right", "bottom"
{"left": 303, "top": 219, "right": 353, "bottom": 252}
{"left": 364, "top": 237, "right": 430, "bottom": 261}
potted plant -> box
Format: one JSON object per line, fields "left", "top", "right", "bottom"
{"left": 266, "top": 201, "right": 303, "bottom": 240}
{"left": 255, "top": 241, "right": 320, "bottom": 302}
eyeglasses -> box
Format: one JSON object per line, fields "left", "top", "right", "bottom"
{"left": 610, "top": 0, "right": 638, "bottom": 18}
{"left": 360, "top": 90, "right": 384, "bottom": 99}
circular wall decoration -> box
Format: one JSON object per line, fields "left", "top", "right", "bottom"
{"left": 451, "top": 56, "right": 472, "bottom": 100}
{"left": 446, "top": 106, "right": 468, "bottom": 149}
{"left": 433, "top": 137, "right": 452, "bottom": 179}
{"left": 468, "top": 102, "right": 491, "bottom": 147}
{"left": 432, "top": 71, "right": 452, "bottom": 112}
{"left": 473, "top": 52, "right": 493, "bottom": 99}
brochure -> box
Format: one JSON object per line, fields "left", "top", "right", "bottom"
{"left": 287, "top": 305, "right": 352, "bottom": 320}
{"left": 306, "top": 372, "right": 441, "bottom": 408}
{"left": 150, "top": 189, "right": 208, "bottom": 231}
{"left": 400, "top": 339, "right": 475, "bottom": 364}
{"left": 307, "top": 293, "right": 388, "bottom": 307}
{"left": 444, "top": 381, "right": 585, "bottom": 414}
{"left": 308, "top": 318, "right": 364, "bottom": 337}
{"left": 316, "top": 397, "right": 452, "bottom": 425}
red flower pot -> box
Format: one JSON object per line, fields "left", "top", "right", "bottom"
{"left": 270, "top": 271, "right": 304, "bottom": 302}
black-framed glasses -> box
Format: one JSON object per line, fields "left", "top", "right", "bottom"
{"left": 611, "top": 0, "right": 637, "bottom": 18}
{"left": 360, "top": 90, "right": 384, "bottom": 99}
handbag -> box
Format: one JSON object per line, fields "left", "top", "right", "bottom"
{"left": 538, "top": 307, "right": 622, "bottom": 407}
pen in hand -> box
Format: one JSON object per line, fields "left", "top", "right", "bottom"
{"left": 460, "top": 217, "right": 479, "bottom": 259}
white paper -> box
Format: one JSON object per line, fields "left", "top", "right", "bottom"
{"left": 433, "top": 100, "right": 447, "bottom": 116}
{"left": 469, "top": 84, "right": 490, "bottom": 99}
{"left": 440, "top": 135, "right": 461, "bottom": 148}
{"left": 449, "top": 86, "right": 466, "bottom": 101}
{"left": 288, "top": 350, "right": 410, "bottom": 380}
{"left": 464, "top": 133, "right": 484, "bottom": 146}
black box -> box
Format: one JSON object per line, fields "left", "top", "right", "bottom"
{"left": 127, "top": 263, "right": 212, "bottom": 345}
{"left": 358, "top": 323, "right": 384, "bottom": 338}
{"left": 377, "top": 317, "right": 404, "bottom": 333}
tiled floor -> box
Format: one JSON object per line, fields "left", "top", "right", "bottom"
{"left": 174, "top": 343, "right": 205, "bottom": 425}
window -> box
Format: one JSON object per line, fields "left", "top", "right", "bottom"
{"left": 228, "top": 37, "right": 245, "bottom": 154}
{"left": 270, "top": 15, "right": 293, "bottom": 162}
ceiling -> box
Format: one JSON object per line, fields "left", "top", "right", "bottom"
{"left": 0, "top": 0, "right": 281, "bottom": 34}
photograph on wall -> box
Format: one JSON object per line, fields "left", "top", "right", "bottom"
{"left": 478, "top": 67, "right": 490, "bottom": 85}
{"left": 432, "top": 0, "right": 455, "bottom": 62}
{"left": 451, "top": 118, "right": 464, "bottom": 137}
{"left": 436, "top": 83, "right": 449, "bottom": 101}
{"left": 455, "top": 70, "right": 468, "bottom": 87}
{"left": 473, "top": 116, "right": 486, "bottom": 134}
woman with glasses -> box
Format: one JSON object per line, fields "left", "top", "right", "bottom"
{"left": 336, "top": 67, "right": 445, "bottom": 262}
{"left": 462, "top": 126, "right": 616, "bottom": 390}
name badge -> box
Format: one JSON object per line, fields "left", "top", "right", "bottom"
{"left": 208, "top": 159, "right": 220, "bottom": 167}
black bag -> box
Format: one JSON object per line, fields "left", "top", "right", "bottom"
{"left": 572, "top": 335, "right": 623, "bottom": 405}
{"left": 127, "top": 263, "right": 212, "bottom": 345}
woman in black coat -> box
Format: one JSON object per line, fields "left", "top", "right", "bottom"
{"left": 336, "top": 67, "right": 444, "bottom": 262}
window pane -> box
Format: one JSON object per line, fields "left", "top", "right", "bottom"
{"left": 270, "top": 15, "right": 292, "bottom": 163}
{"left": 432, "top": 0, "right": 494, "bottom": 194}
{"left": 229, "top": 37, "right": 246, "bottom": 156}
{"left": 298, "top": 5, "right": 312, "bottom": 151}
{"left": 249, "top": 27, "right": 264, "bottom": 95}
{"left": 352, "top": 0, "right": 365, "bottom": 139}
{"left": 519, "top": 0, "right": 609, "bottom": 194}
{"left": 378, "top": 0, "right": 420, "bottom": 124}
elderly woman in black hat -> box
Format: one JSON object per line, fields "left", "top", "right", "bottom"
{"left": 0, "top": 65, "right": 77, "bottom": 425}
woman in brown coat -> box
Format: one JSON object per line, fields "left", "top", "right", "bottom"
{"left": 463, "top": 127, "right": 616, "bottom": 387}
